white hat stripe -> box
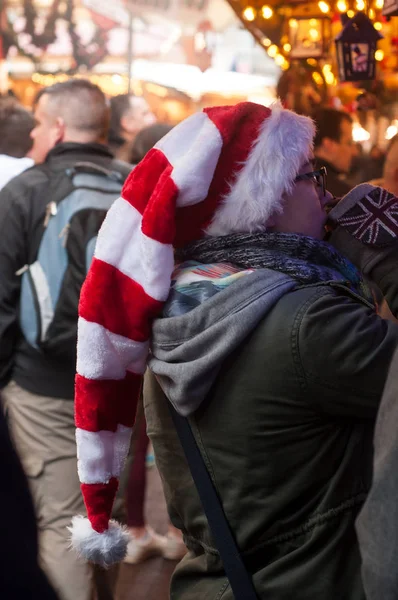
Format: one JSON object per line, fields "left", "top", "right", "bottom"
{"left": 155, "top": 111, "right": 223, "bottom": 208}
{"left": 94, "top": 196, "right": 174, "bottom": 302}
{"left": 77, "top": 317, "right": 149, "bottom": 380}
{"left": 76, "top": 425, "right": 132, "bottom": 485}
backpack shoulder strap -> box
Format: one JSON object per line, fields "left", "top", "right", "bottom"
{"left": 168, "top": 404, "right": 259, "bottom": 600}
{"left": 65, "top": 161, "right": 126, "bottom": 183}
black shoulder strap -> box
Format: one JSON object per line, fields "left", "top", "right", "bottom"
{"left": 65, "top": 161, "right": 125, "bottom": 183}
{"left": 168, "top": 404, "right": 258, "bottom": 600}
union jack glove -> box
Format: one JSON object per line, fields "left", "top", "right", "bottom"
{"left": 327, "top": 183, "right": 398, "bottom": 277}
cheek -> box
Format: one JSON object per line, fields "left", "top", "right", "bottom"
{"left": 46, "top": 126, "right": 60, "bottom": 147}
{"left": 301, "top": 183, "right": 319, "bottom": 207}
{"left": 36, "top": 127, "right": 48, "bottom": 143}
{"left": 306, "top": 188, "right": 324, "bottom": 217}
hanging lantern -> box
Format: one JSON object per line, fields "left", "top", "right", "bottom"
{"left": 288, "top": 17, "right": 331, "bottom": 59}
{"left": 335, "top": 12, "right": 383, "bottom": 82}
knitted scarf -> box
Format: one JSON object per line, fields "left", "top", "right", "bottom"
{"left": 176, "top": 232, "right": 373, "bottom": 305}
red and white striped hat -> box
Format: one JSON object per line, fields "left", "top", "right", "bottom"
{"left": 70, "top": 101, "right": 315, "bottom": 565}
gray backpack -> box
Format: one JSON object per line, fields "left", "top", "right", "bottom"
{"left": 18, "top": 161, "right": 125, "bottom": 359}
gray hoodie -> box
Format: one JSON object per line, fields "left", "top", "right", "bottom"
{"left": 149, "top": 268, "right": 296, "bottom": 416}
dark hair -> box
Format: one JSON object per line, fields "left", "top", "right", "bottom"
{"left": 34, "top": 79, "right": 109, "bottom": 140}
{"left": 313, "top": 108, "right": 353, "bottom": 148}
{"left": 0, "top": 99, "right": 34, "bottom": 158}
{"left": 129, "top": 123, "right": 172, "bottom": 164}
{"left": 109, "top": 94, "right": 134, "bottom": 148}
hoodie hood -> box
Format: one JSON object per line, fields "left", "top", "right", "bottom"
{"left": 149, "top": 266, "right": 296, "bottom": 416}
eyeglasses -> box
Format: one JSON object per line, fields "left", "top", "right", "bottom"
{"left": 295, "top": 166, "right": 327, "bottom": 198}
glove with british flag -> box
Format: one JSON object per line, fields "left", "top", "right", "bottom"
{"left": 327, "top": 183, "right": 398, "bottom": 278}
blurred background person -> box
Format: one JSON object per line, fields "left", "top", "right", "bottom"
{"left": 349, "top": 144, "right": 386, "bottom": 188}
{"left": 108, "top": 94, "right": 156, "bottom": 158}
{"left": 128, "top": 122, "right": 173, "bottom": 165}
{"left": 313, "top": 107, "right": 358, "bottom": 197}
{"left": 357, "top": 346, "right": 398, "bottom": 600}
{"left": 0, "top": 98, "right": 34, "bottom": 190}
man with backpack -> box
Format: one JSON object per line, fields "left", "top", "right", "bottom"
{"left": 0, "top": 79, "right": 131, "bottom": 600}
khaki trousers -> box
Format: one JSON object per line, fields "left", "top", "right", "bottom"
{"left": 3, "top": 381, "right": 94, "bottom": 600}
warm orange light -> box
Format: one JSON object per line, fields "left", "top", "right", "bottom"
{"left": 375, "top": 0, "right": 384, "bottom": 8}
{"left": 347, "top": 9, "right": 355, "bottom": 17}
{"left": 261, "top": 37, "right": 272, "bottom": 47}
{"left": 322, "top": 64, "right": 333, "bottom": 84}
{"left": 374, "top": 21, "right": 383, "bottom": 30}
{"left": 375, "top": 49, "right": 384, "bottom": 60}
{"left": 312, "top": 71, "right": 324, "bottom": 85}
{"left": 275, "top": 54, "right": 285, "bottom": 66}
{"left": 356, "top": 0, "right": 366, "bottom": 10}
{"left": 289, "top": 18, "right": 299, "bottom": 28}
{"left": 337, "top": 0, "right": 348, "bottom": 11}
{"left": 283, "top": 43, "right": 292, "bottom": 52}
{"left": 309, "top": 28, "right": 320, "bottom": 41}
{"left": 267, "top": 44, "right": 279, "bottom": 57}
{"left": 261, "top": 5, "right": 273, "bottom": 19}
{"left": 243, "top": 6, "right": 257, "bottom": 21}
{"left": 318, "top": 1, "right": 330, "bottom": 12}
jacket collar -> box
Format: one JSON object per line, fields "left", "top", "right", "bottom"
{"left": 45, "top": 142, "right": 114, "bottom": 165}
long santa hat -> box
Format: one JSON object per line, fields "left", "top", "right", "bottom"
{"left": 70, "top": 102, "right": 315, "bottom": 565}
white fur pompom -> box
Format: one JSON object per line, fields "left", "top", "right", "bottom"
{"left": 68, "top": 516, "right": 130, "bottom": 568}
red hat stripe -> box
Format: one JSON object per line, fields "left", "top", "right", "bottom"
{"left": 81, "top": 479, "right": 119, "bottom": 534}
{"left": 79, "top": 258, "right": 164, "bottom": 342}
{"left": 204, "top": 104, "right": 271, "bottom": 146}
{"left": 121, "top": 148, "right": 173, "bottom": 216}
{"left": 75, "top": 372, "right": 141, "bottom": 432}
{"left": 140, "top": 173, "right": 179, "bottom": 245}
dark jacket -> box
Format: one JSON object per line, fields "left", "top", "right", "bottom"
{"left": 0, "top": 142, "right": 131, "bottom": 399}
{"left": 0, "top": 405, "right": 58, "bottom": 599}
{"left": 315, "top": 158, "right": 352, "bottom": 198}
{"left": 356, "top": 347, "right": 398, "bottom": 600}
{"left": 144, "top": 262, "right": 398, "bottom": 599}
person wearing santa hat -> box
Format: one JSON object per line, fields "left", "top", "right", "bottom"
{"left": 70, "top": 101, "right": 398, "bottom": 599}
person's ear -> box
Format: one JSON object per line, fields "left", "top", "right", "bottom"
{"left": 322, "top": 136, "right": 337, "bottom": 153}
{"left": 52, "top": 117, "right": 66, "bottom": 145}
{"left": 121, "top": 114, "right": 132, "bottom": 133}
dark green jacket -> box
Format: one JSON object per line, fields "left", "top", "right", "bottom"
{"left": 145, "top": 276, "right": 398, "bottom": 599}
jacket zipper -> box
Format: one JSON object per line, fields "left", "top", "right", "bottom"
{"left": 59, "top": 223, "right": 70, "bottom": 248}
{"left": 43, "top": 201, "right": 57, "bottom": 227}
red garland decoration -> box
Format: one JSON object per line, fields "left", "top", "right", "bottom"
{"left": 65, "top": 0, "right": 109, "bottom": 74}
{"left": 23, "top": 0, "right": 60, "bottom": 49}
{"left": 1, "top": 0, "right": 109, "bottom": 73}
